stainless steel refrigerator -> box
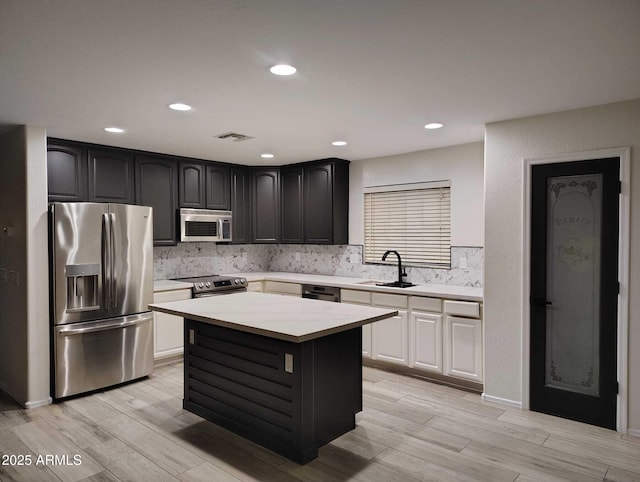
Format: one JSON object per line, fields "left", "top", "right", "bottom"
{"left": 50, "top": 202, "right": 154, "bottom": 398}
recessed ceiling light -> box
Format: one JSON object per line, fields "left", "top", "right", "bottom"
{"left": 331, "top": 140, "right": 347, "bottom": 146}
{"left": 424, "top": 122, "right": 444, "bottom": 129}
{"left": 261, "top": 153, "right": 275, "bottom": 159}
{"left": 269, "top": 64, "right": 297, "bottom": 76}
{"left": 104, "top": 127, "right": 125, "bottom": 133}
{"left": 168, "top": 103, "right": 192, "bottom": 111}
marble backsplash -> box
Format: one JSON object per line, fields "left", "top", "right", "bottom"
{"left": 154, "top": 244, "right": 483, "bottom": 287}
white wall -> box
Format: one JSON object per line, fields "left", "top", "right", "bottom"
{"left": 0, "top": 125, "right": 50, "bottom": 407}
{"left": 25, "top": 127, "right": 50, "bottom": 407}
{"left": 484, "top": 99, "right": 640, "bottom": 432}
{"left": 349, "top": 142, "right": 485, "bottom": 247}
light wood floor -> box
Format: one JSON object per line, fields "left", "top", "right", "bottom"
{"left": 1, "top": 363, "right": 639, "bottom": 482}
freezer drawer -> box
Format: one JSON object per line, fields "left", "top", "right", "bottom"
{"left": 53, "top": 312, "right": 154, "bottom": 398}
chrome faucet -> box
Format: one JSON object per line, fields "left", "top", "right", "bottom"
{"left": 382, "top": 250, "right": 406, "bottom": 284}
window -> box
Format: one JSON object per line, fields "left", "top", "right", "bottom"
{"left": 364, "top": 181, "right": 451, "bottom": 267}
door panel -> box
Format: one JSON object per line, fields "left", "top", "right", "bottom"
{"left": 109, "top": 204, "right": 153, "bottom": 317}
{"left": 530, "top": 158, "right": 619, "bottom": 429}
{"left": 47, "top": 142, "right": 88, "bottom": 202}
{"left": 88, "top": 148, "right": 135, "bottom": 204}
{"left": 135, "top": 155, "right": 178, "bottom": 246}
{"left": 51, "top": 202, "right": 110, "bottom": 324}
{"left": 54, "top": 313, "right": 153, "bottom": 398}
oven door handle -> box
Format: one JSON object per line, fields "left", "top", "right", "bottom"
{"left": 58, "top": 313, "right": 153, "bottom": 335}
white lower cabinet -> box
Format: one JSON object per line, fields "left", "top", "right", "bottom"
{"left": 342, "top": 288, "right": 483, "bottom": 382}
{"left": 341, "top": 289, "right": 373, "bottom": 357}
{"left": 153, "top": 289, "right": 191, "bottom": 360}
{"left": 410, "top": 310, "right": 443, "bottom": 373}
{"left": 444, "top": 315, "right": 483, "bottom": 382}
{"left": 361, "top": 324, "right": 372, "bottom": 358}
{"left": 372, "top": 310, "right": 409, "bottom": 365}
{"left": 371, "top": 293, "right": 409, "bottom": 366}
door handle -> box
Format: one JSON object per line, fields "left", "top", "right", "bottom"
{"left": 531, "top": 297, "right": 552, "bottom": 306}
{"left": 58, "top": 313, "right": 153, "bottom": 335}
{"left": 110, "top": 213, "right": 117, "bottom": 308}
{"left": 102, "top": 213, "right": 111, "bottom": 308}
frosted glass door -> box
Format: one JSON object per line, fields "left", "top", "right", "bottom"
{"left": 530, "top": 157, "right": 619, "bottom": 430}
{"left": 545, "top": 174, "right": 601, "bottom": 395}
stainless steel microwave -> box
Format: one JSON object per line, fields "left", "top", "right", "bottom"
{"left": 179, "top": 208, "right": 232, "bottom": 242}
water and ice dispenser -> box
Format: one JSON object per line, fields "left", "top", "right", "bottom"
{"left": 65, "top": 264, "right": 100, "bottom": 312}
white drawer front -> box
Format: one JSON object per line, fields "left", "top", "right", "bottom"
{"left": 264, "top": 281, "right": 302, "bottom": 295}
{"left": 153, "top": 289, "right": 192, "bottom": 303}
{"left": 247, "top": 281, "right": 264, "bottom": 292}
{"left": 443, "top": 300, "right": 480, "bottom": 318}
{"left": 372, "top": 292, "right": 408, "bottom": 309}
{"left": 341, "top": 289, "right": 371, "bottom": 304}
{"left": 410, "top": 296, "right": 442, "bottom": 312}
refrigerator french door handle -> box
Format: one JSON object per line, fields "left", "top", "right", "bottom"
{"left": 110, "top": 212, "right": 117, "bottom": 308}
{"left": 102, "top": 213, "right": 112, "bottom": 308}
{"left": 58, "top": 313, "right": 153, "bottom": 335}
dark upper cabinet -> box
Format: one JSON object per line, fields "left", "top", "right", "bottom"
{"left": 47, "top": 138, "right": 348, "bottom": 247}
{"left": 280, "top": 166, "right": 304, "bottom": 243}
{"left": 251, "top": 168, "right": 280, "bottom": 243}
{"left": 179, "top": 161, "right": 205, "bottom": 208}
{"left": 230, "top": 167, "right": 251, "bottom": 244}
{"left": 206, "top": 163, "right": 230, "bottom": 210}
{"left": 135, "top": 155, "right": 178, "bottom": 246}
{"left": 88, "top": 148, "right": 135, "bottom": 204}
{"left": 304, "top": 159, "right": 349, "bottom": 245}
{"left": 47, "top": 141, "right": 88, "bottom": 202}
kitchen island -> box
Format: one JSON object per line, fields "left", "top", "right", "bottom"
{"left": 149, "top": 292, "right": 397, "bottom": 464}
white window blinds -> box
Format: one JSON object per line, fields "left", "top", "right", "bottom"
{"left": 364, "top": 181, "right": 451, "bottom": 267}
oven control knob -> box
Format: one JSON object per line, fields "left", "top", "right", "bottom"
{"left": 199, "top": 283, "right": 204, "bottom": 288}
{"left": 206, "top": 282, "right": 211, "bottom": 287}
{"left": 241, "top": 278, "right": 246, "bottom": 284}
{"left": 234, "top": 279, "right": 239, "bottom": 284}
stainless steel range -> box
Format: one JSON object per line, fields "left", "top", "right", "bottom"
{"left": 173, "top": 275, "right": 248, "bottom": 298}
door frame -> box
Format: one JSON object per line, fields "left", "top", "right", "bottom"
{"left": 521, "top": 146, "right": 630, "bottom": 433}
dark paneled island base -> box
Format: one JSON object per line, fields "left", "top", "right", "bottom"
{"left": 183, "top": 319, "right": 363, "bottom": 464}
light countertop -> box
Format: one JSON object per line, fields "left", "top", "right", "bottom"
{"left": 153, "top": 272, "right": 483, "bottom": 301}
{"left": 228, "top": 272, "right": 483, "bottom": 301}
{"left": 150, "top": 292, "right": 398, "bottom": 343}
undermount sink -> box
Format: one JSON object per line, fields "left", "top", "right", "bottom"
{"left": 357, "top": 280, "right": 417, "bottom": 288}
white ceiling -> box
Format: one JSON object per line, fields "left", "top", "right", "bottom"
{"left": 1, "top": 0, "right": 639, "bottom": 165}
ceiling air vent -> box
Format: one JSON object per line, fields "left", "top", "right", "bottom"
{"left": 215, "top": 132, "right": 254, "bottom": 142}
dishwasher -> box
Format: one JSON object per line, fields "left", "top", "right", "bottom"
{"left": 301, "top": 284, "right": 341, "bottom": 302}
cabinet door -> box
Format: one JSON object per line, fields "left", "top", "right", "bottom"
{"left": 47, "top": 142, "right": 87, "bottom": 202}
{"left": 342, "top": 300, "right": 373, "bottom": 358}
{"left": 179, "top": 161, "right": 205, "bottom": 208}
{"left": 230, "top": 167, "right": 251, "bottom": 243}
{"left": 135, "top": 155, "right": 178, "bottom": 246}
{"left": 304, "top": 163, "right": 333, "bottom": 244}
{"left": 362, "top": 323, "right": 373, "bottom": 359}
{"left": 252, "top": 168, "right": 279, "bottom": 243}
{"left": 410, "top": 311, "right": 443, "bottom": 373}
{"left": 280, "top": 166, "right": 304, "bottom": 243}
{"left": 205, "top": 163, "right": 230, "bottom": 210}
{"left": 371, "top": 309, "right": 409, "bottom": 366}
{"left": 88, "top": 148, "right": 134, "bottom": 204}
{"left": 444, "top": 315, "right": 483, "bottom": 382}
{"left": 153, "top": 289, "right": 191, "bottom": 360}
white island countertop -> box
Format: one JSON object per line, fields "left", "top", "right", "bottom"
{"left": 150, "top": 292, "right": 398, "bottom": 343}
